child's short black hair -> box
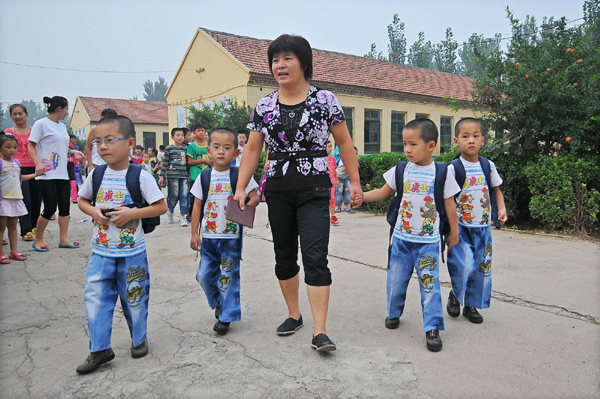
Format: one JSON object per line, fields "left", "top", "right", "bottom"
{"left": 97, "top": 115, "right": 136, "bottom": 139}
{"left": 404, "top": 118, "right": 438, "bottom": 144}
{"left": 191, "top": 123, "right": 205, "bottom": 131}
{"left": 159, "top": 145, "right": 165, "bottom": 151}
{"left": 209, "top": 128, "right": 238, "bottom": 147}
{"left": 101, "top": 108, "right": 117, "bottom": 118}
{"left": 171, "top": 127, "right": 185, "bottom": 136}
{"left": 69, "top": 134, "right": 76, "bottom": 140}
{"left": 0, "top": 134, "right": 18, "bottom": 148}
{"left": 454, "top": 117, "right": 483, "bottom": 137}
{"left": 268, "top": 34, "right": 313, "bottom": 80}
{"left": 135, "top": 145, "right": 144, "bottom": 151}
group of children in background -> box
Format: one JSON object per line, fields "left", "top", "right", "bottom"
{"left": 0, "top": 110, "right": 506, "bottom": 370}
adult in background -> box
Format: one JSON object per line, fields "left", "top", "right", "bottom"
{"left": 84, "top": 108, "right": 117, "bottom": 172}
{"left": 4, "top": 104, "right": 42, "bottom": 241}
{"left": 233, "top": 34, "right": 363, "bottom": 352}
{"left": 28, "top": 96, "right": 83, "bottom": 251}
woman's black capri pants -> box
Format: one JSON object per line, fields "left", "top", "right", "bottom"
{"left": 265, "top": 186, "right": 332, "bottom": 286}
{"left": 39, "top": 179, "right": 71, "bottom": 219}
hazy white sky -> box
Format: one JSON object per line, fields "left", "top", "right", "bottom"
{"left": 0, "top": 0, "right": 585, "bottom": 110}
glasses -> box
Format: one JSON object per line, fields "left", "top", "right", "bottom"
{"left": 92, "top": 137, "right": 130, "bottom": 146}
{"left": 210, "top": 145, "right": 234, "bottom": 152}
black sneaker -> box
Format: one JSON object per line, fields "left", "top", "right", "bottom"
{"left": 447, "top": 291, "right": 461, "bottom": 318}
{"left": 463, "top": 306, "right": 484, "bottom": 324}
{"left": 131, "top": 339, "right": 149, "bottom": 358}
{"left": 385, "top": 317, "right": 400, "bottom": 329}
{"left": 426, "top": 330, "right": 442, "bottom": 352}
{"left": 276, "top": 315, "right": 303, "bottom": 336}
{"left": 311, "top": 333, "right": 336, "bottom": 352}
{"left": 75, "top": 348, "right": 115, "bottom": 374}
{"left": 213, "top": 320, "right": 230, "bottom": 335}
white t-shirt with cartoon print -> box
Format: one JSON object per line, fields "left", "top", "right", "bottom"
{"left": 448, "top": 157, "right": 503, "bottom": 228}
{"left": 190, "top": 169, "right": 258, "bottom": 239}
{"left": 79, "top": 166, "right": 164, "bottom": 257}
{"left": 383, "top": 162, "right": 460, "bottom": 244}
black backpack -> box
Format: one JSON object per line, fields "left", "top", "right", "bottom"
{"left": 450, "top": 156, "right": 500, "bottom": 229}
{"left": 386, "top": 161, "right": 450, "bottom": 261}
{"left": 91, "top": 164, "right": 160, "bottom": 234}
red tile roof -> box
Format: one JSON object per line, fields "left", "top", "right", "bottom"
{"left": 78, "top": 97, "right": 168, "bottom": 124}
{"left": 203, "top": 29, "right": 473, "bottom": 101}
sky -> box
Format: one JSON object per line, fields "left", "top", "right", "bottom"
{"left": 0, "top": 0, "right": 586, "bottom": 114}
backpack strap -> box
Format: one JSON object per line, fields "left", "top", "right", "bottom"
{"left": 91, "top": 164, "right": 109, "bottom": 205}
{"left": 125, "top": 164, "right": 144, "bottom": 206}
{"left": 434, "top": 162, "right": 449, "bottom": 263}
{"left": 198, "top": 168, "right": 212, "bottom": 227}
{"left": 478, "top": 156, "right": 500, "bottom": 229}
{"left": 390, "top": 161, "right": 407, "bottom": 238}
{"left": 451, "top": 157, "right": 466, "bottom": 193}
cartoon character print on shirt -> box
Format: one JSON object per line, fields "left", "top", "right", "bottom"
{"left": 419, "top": 196, "right": 437, "bottom": 236}
{"left": 219, "top": 257, "right": 234, "bottom": 293}
{"left": 126, "top": 265, "right": 147, "bottom": 307}
{"left": 400, "top": 200, "right": 414, "bottom": 234}
{"left": 205, "top": 201, "right": 219, "bottom": 233}
{"left": 458, "top": 193, "right": 475, "bottom": 224}
{"left": 418, "top": 254, "right": 438, "bottom": 293}
{"left": 51, "top": 151, "right": 59, "bottom": 169}
{"left": 117, "top": 219, "right": 138, "bottom": 248}
{"left": 95, "top": 223, "right": 110, "bottom": 248}
{"left": 479, "top": 242, "right": 492, "bottom": 277}
{"left": 480, "top": 187, "right": 490, "bottom": 225}
{"left": 222, "top": 195, "right": 238, "bottom": 234}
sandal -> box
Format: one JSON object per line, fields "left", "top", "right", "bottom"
{"left": 32, "top": 243, "right": 49, "bottom": 252}
{"left": 22, "top": 232, "right": 35, "bottom": 241}
{"left": 0, "top": 254, "right": 11, "bottom": 264}
{"left": 58, "top": 241, "right": 80, "bottom": 249}
{"left": 9, "top": 252, "right": 27, "bottom": 261}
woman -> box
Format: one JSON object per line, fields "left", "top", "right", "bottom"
{"left": 234, "top": 34, "right": 363, "bottom": 352}
{"left": 4, "top": 104, "right": 42, "bottom": 241}
{"left": 28, "top": 96, "right": 83, "bottom": 251}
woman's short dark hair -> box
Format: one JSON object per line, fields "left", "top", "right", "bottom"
{"left": 268, "top": 34, "right": 313, "bottom": 80}
{"left": 42, "top": 96, "right": 68, "bottom": 114}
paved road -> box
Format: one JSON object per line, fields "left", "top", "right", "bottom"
{"left": 1, "top": 203, "right": 599, "bottom": 398}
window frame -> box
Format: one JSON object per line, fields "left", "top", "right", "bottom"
{"left": 391, "top": 111, "right": 406, "bottom": 153}
{"left": 363, "top": 109, "right": 381, "bottom": 154}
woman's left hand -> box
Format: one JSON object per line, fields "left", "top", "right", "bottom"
{"left": 349, "top": 182, "right": 363, "bottom": 208}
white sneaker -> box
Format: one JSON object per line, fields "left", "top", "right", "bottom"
{"left": 179, "top": 217, "right": 188, "bottom": 227}
{"left": 167, "top": 211, "right": 174, "bottom": 224}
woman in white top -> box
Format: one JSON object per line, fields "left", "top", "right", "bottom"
{"left": 28, "top": 96, "right": 84, "bottom": 251}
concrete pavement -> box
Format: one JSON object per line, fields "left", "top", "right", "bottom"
{"left": 1, "top": 203, "right": 599, "bottom": 398}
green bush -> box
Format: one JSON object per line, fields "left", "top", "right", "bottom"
{"left": 523, "top": 154, "right": 600, "bottom": 234}
{"left": 358, "top": 152, "right": 406, "bottom": 213}
{"left": 253, "top": 152, "right": 267, "bottom": 183}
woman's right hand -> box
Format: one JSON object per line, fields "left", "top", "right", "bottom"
{"left": 233, "top": 190, "right": 247, "bottom": 211}
{"left": 35, "top": 162, "right": 46, "bottom": 176}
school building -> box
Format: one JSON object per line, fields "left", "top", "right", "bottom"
{"left": 69, "top": 97, "right": 169, "bottom": 150}
{"left": 166, "top": 28, "right": 478, "bottom": 155}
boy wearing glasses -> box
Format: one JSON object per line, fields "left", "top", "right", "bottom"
{"left": 76, "top": 115, "right": 167, "bottom": 374}
{"left": 189, "top": 128, "right": 259, "bottom": 335}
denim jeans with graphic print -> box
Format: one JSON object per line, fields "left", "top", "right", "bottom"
{"left": 196, "top": 238, "right": 242, "bottom": 323}
{"left": 167, "top": 177, "right": 189, "bottom": 214}
{"left": 447, "top": 225, "right": 493, "bottom": 309}
{"left": 387, "top": 238, "right": 444, "bottom": 332}
{"left": 84, "top": 252, "right": 150, "bottom": 352}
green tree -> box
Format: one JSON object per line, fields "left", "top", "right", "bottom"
{"left": 433, "top": 28, "right": 459, "bottom": 73}
{"left": 364, "top": 43, "right": 386, "bottom": 60}
{"left": 0, "top": 104, "right": 5, "bottom": 130}
{"left": 458, "top": 33, "right": 502, "bottom": 77}
{"left": 407, "top": 32, "right": 434, "bottom": 69}
{"left": 387, "top": 14, "right": 407, "bottom": 64}
{"left": 143, "top": 76, "right": 168, "bottom": 102}
{"left": 188, "top": 98, "right": 252, "bottom": 133}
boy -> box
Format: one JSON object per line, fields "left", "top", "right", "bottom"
{"left": 190, "top": 128, "right": 259, "bottom": 335}
{"left": 76, "top": 115, "right": 167, "bottom": 374}
{"left": 336, "top": 146, "right": 358, "bottom": 213}
{"left": 361, "top": 118, "right": 460, "bottom": 352}
{"left": 234, "top": 130, "right": 247, "bottom": 166}
{"left": 187, "top": 123, "right": 212, "bottom": 220}
{"left": 158, "top": 128, "right": 189, "bottom": 226}
{"left": 446, "top": 117, "right": 507, "bottom": 324}
{"left": 141, "top": 152, "right": 153, "bottom": 175}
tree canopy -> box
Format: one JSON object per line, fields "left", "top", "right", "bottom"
{"left": 143, "top": 76, "right": 168, "bottom": 102}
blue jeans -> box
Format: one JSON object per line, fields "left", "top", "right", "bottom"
{"left": 167, "top": 177, "right": 189, "bottom": 214}
{"left": 84, "top": 252, "right": 150, "bottom": 352}
{"left": 447, "top": 225, "right": 493, "bottom": 309}
{"left": 387, "top": 238, "right": 444, "bottom": 332}
{"left": 335, "top": 177, "right": 351, "bottom": 206}
{"left": 196, "top": 238, "right": 242, "bottom": 323}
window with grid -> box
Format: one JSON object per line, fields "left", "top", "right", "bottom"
{"left": 440, "top": 116, "right": 453, "bottom": 153}
{"left": 342, "top": 107, "right": 354, "bottom": 138}
{"left": 163, "top": 132, "right": 169, "bottom": 147}
{"left": 143, "top": 132, "right": 156, "bottom": 150}
{"left": 364, "top": 109, "right": 380, "bottom": 153}
{"left": 416, "top": 113, "right": 430, "bottom": 120}
{"left": 391, "top": 111, "right": 406, "bottom": 153}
